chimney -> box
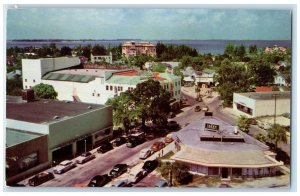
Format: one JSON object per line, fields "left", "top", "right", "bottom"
{"left": 22, "top": 89, "right": 35, "bottom": 102}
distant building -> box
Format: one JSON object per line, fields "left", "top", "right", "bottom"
{"left": 233, "top": 91, "right": 290, "bottom": 117}
{"left": 7, "top": 70, "right": 21, "bottom": 80}
{"left": 274, "top": 74, "right": 288, "bottom": 86}
{"left": 195, "top": 68, "right": 216, "bottom": 88}
{"left": 255, "top": 86, "right": 273, "bottom": 92}
{"left": 264, "top": 45, "right": 287, "bottom": 54}
{"left": 171, "top": 116, "right": 283, "bottom": 179}
{"left": 91, "top": 52, "right": 113, "bottom": 64}
{"left": 122, "top": 41, "right": 156, "bottom": 57}
{"left": 6, "top": 94, "right": 113, "bottom": 184}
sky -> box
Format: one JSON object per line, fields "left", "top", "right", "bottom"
{"left": 6, "top": 7, "right": 292, "bottom": 40}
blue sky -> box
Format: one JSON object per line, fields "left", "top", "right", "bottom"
{"left": 6, "top": 8, "right": 291, "bottom": 40}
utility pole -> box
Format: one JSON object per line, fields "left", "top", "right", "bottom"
{"left": 273, "top": 94, "right": 279, "bottom": 125}
{"left": 84, "top": 139, "right": 87, "bottom": 153}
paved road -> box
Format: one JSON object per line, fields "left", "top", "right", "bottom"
{"left": 22, "top": 138, "right": 161, "bottom": 187}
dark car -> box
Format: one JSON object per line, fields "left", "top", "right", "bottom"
{"left": 126, "top": 133, "right": 145, "bottom": 148}
{"left": 109, "top": 164, "right": 128, "bottom": 178}
{"left": 194, "top": 105, "right": 201, "bottom": 112}
{"left": 150, "top": 142, "right": 165, "bottom": 152}
{"left": 97, "top": 141, "right": 113, "bottom": 153}
{"left": 28, "top": 172, "right": 55, "bottom": 186}
{"left": 88, "top": 174, "right": 111, "bottom": 187}
{"left": 142, "top": 160, "right": 158, "bottom": 173}
{"left": 167, "top": 121, "right": 179, "bottom": 130}
{"left": 112, "top": 136, "right": 127, "bottom": 147}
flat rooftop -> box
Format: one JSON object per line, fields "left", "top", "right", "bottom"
{"left": 6, "top": 128, "right": 44, "bottom": 147}
{"left": 6, "top": 97, "right": 106, "bottom": 124}
{"left": 236, "top": 91, "right": 290, "bottom": 100}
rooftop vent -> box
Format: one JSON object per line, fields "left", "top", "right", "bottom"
{"left": 234, "top": 127, "right": 238, "bottom": 134}
{"left": 53, "top": 116, "right": 60, "bottom": 119}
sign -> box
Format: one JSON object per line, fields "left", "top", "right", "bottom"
{"left": 205, "top": 123, "right": 219, "bottom": 131}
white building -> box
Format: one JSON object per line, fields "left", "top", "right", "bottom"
{"left": 274, "top": 74, "right": 288, "bottom": 86}
{"left": 195, "top": 68, "right": 216, "bottom": 88}
{"left": 171, "top": 115, "right": 283, "bottom": 179}
{"left": 22, "top": 58, "right": 181, "bottom": 105}
{"left": 233, "top": 91, "right": 290, "bottom": 117}
{"left": 91, "top": 52, "right": 113, "bottom": 64}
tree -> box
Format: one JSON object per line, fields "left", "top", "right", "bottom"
{"left": 267, "top": 124, "right": 287, "bottom": 150}
{"left": 106, "top": 91, "right": 138, "bottom": 133}
{"left": 173, "top": 66, "right": 184, "bottom": 81}
{"left": 249, "top": 45, "right": 257, "bottom": 54}
{"left": 237, "top": 115, "right": 250, "bottom": 134}
{"left": 215, "top": 59, "right": 251, "bottom": 106}
{"left": 159, "top": 161, "right": 192, "bottom": 185}
{"left": 255, "top": 133, "right": 267, "bottom": 143}
{"left": 92, "top": 44, "right": 107, "bottom": 55}
{"left": 133, "top": 79, "right": 171, "bottom": 127}
{"left": 82, "top": 46, "right": 91, "bottom": 60}
{"left": 6, "top": 77, "right": 23, "bottom": 96}
{"left": 32, "top": 83, "right": 57, "bottom": 99}
{"left": 224, "top": 43, "right": 235, "bottom": 57}
{"left": 180, "top": 55, "right": 193, "bottom": 69}
{"left": 248, "top": 57, "right": 276, "bottom": 86}
{"left": 60, "top": 46, "right": 72, "bottom": 56}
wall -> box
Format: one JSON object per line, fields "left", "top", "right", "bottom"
{"left": 22, "top": 57, "right": 80, "bottom": 90}
{"left": 48, "top": 106, "right": 113, "bottom": 149}
{"left": 233, "top": 93, "right": 257, "bottom": 117}
{"left": 6, "top": 135, "right": 48, "bottom": 182}
{"left": 6, "top": 119, "right": 49, "bottom": 135}
{"left": 255, "top": 98, "right": 290, "bottom": 117}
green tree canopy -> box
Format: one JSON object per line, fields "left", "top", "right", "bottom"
{"left": 267, "top": 124, "right": 288, "bottom": 150}
{"left": 60, "top": 46, "right": 72, "bottom": 56}
{"left": 133, "top": 79, "right": 171, "bottom": 126}
{"left": 237, "top": 115, "right": 250, "bottom": 134}
{"left": 32, "top": 83, "right": 58, "bottom": 99}
{"left": 152, "top": 63, "right": 167, "bottom": 73}
{"left": 92, "top": 44, "right": 107, "bottom": 55}
{"left": 248, "top": 57, "right": 276, "bottom": 86}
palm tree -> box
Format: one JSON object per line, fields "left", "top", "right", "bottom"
{"left": 267, "top": 124, "right": 287, "bottom": 150}
{"left": 237, "top": 115, "right": 250, "bottom": 134}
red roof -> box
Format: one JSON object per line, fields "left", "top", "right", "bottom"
{"left": 255, "top": 86, "right": 273, "bottom": 92}
{"left": 152, "top": 72, "right": 166, "bottom": 81}
{"left": 112, "top": 70, "right": 139, "bottom": 76}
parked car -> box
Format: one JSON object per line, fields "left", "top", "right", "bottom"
{"left": 167, "top": 121, "right": 179, "bottom": 130}
{"left": 28, "top": 172, "right": 55, "bottom": 186}
{"left": 151, "top": 141, "right": 165, "bottom": 152}
{"left": 142, "top": 160, "right": 158, "bottom": 173}
{"left": 76, "top": 152, "right": 96, "bottom": 164}
{"left": 164, "top": 134, "right": 174, "bottom": 143}
{"left": 53, "top": 160, "right": 76, "bottom": 174}
{"left": 155, "top": 180, "right": 169, "bottom": 187}
{"left": 128, "top": 170, "right": 147, "bottom": 184}
{"left": 112, "top": 136, "right": 127, "bottom": 147}
{"left": 88, "top": 174, "right": 111, "bottom": 187}
{"left": 194, "top": 105, "right": 201, "bottom": 112}
{"left": 126, "top": 133, "right": 145, "bottom": 148}
{"left": 109, "top": 164, "right": 129, "bottom": 178}
{"left": 97, "top": 141, "right": 113, "bottom": 153}
{"left": 111, "top": 179, "right": 132, "bottom": 187}
{"left": 139, "top": 148, "right": 152, "bottom": 159}
{"left": 202, "top": 106, "right": 209, "bottom": 111}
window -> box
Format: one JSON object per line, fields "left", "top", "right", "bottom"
{"left": 94, "top": 57, "right": 97, "bottom": 60}
{"left": 106, "top": 85, "right": 109, "bottom": 90}
{"left": 97, "top": 93, "right": 100, "bottom": 97}
{"left": 92, "top": 93, "right": 95, "bottom": 96}
{"left": 29, "top": 86, "right": 32, "bottom": 89}
{"left": 25, "top": 85, "right": 27, "bottom": 89}
{"left": 118, "top": 86, "right": 121, "bottom": 91}
{"left": 110, "top": 86, "right": 113, "bottom": 91}
{"left": 120, "top": 86, "right": 123, "bottom": 91}
{"left": 25, "top": 79, "right": 27, "bottom": 82}
{"left": 33, "top": 79, "right": 35, "bottom": 83}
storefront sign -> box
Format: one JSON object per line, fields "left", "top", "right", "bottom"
{"left": 205, "top": 123, "right": 219, "bottom": 131}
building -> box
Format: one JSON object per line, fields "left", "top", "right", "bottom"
{"left": 274, "top": 74, "right": 288, "bottom": 86}
{"left": 233, "top": 91, "right": 290, "bottom": 117}
{"left": 195, "top": 68, "right": 216, "bottom": 88}
{"left": 264, "top": 45, "right": 287, "bottom": 54}
{"left": 7, "top": 70, "right": 21, "bottom": 80}
{"left": 170, "top": 116, "right": 283, "bottom": 179}
{"left": 6, "top": 94, "right": 113, "bottom": 183}
{"left": 122, "top": 41, "right": 156, "bottom": 57}
{"left": 91, "top": 52, "right": 113, "bottom": 64}
{"left": 22, "top": 58, "right": 181, "bottom": 105}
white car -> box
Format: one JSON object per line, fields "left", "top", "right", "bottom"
{"left": 76, "top": 152, "right": 96, "bottom": 164}
{"left": 53, "top": 160, "right": 76, "bottom": 174}
{"left": 128, "top": 170, "right": 147, "bottom": 184}
{"left": 139, "top": 148, "right": 152, "bottom": 159}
